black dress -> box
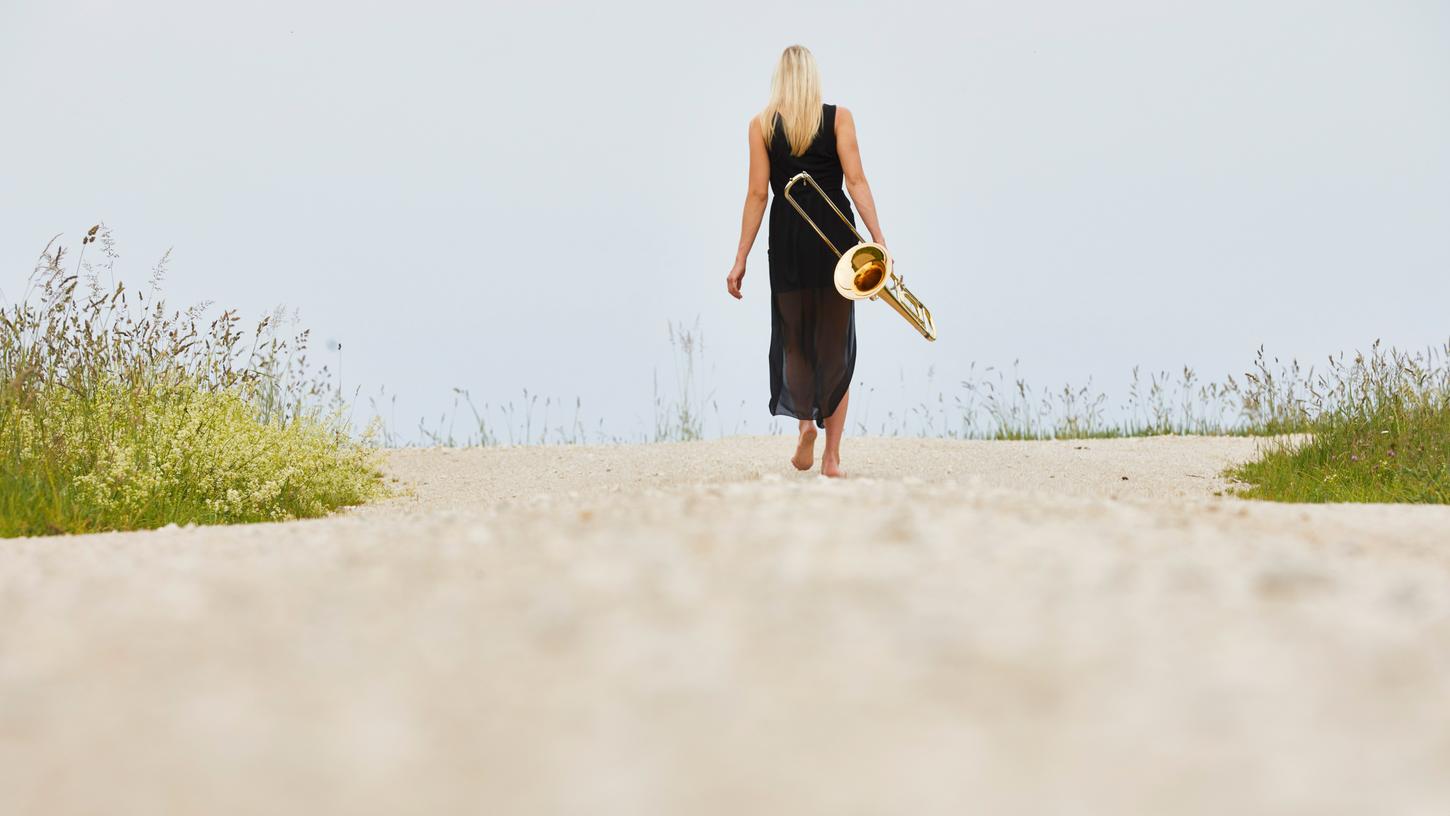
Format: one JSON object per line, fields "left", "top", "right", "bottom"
{"left": 766, "top": 103, "right": 859, "bottom": 429}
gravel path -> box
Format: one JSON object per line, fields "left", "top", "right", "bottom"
{"left": 3, "top": 436, "right": 1449, "bottom": 815}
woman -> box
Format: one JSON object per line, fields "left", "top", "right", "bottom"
{"left": 726, "top": 44, "right": 888, "bottom": 479}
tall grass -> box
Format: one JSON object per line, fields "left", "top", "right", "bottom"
{"left": 370, "top": 322, "right": 1443, "bottom": 448}
{"left": 1, "top": 229, "right": 382, "bottom": 537}
{"left": 13, "top": 226, "right": 1436, "bottom": 522}
{"left": 846, "top": 349, "right": 1316, "bottom": 440}
{"left": 379, "top": 337, "right": 1321, "bottom": 446}
{"left": 368, "top": 321, "right": 1450, "bottom": 504}
{"left": 1229, "top": 342, "right": 1450, "bottom": 503}
{"left": 370, "top": 319, "right": 726, "bottom": 447}
{"left": 654, "top": 319, "right": 709, "bottom": 442}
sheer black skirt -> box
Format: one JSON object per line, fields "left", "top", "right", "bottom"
{"left": 767, "top": 284, "right": 856, "bottom": 428}
{"left": 764, "top": 171, "right": 860, "bottom": 430}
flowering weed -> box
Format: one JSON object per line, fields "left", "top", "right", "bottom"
{"left": 1, "top": 229, "right": 382, "bottom": 537}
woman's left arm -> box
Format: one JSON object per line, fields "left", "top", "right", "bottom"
{"left": 727, "top": 117, "right": 770, "bottom": 299}
{"left": 836, "top": 107, "right": 886, "bottom": 247}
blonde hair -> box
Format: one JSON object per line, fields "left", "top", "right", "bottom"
{"left": 759, "top": 45, "right": 823, "bottom": 157}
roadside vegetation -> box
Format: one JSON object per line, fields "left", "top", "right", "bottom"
{"left": 388, "top": 327, "right": 1449, "bottom": 505}
{"left": 1228, "top": 343, "right": 1450, "bottom": 503}
{"left": 7, "top": 229, "right": 1441, "bottom": 522}
{"left": 1, "top": 229, "right": 382, "bottom": 537}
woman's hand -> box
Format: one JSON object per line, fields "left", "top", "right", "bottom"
{"left": 726, "top": 260, "right": 746, "bottom": 299}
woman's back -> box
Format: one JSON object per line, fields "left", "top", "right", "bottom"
{"left": 767, "top": 103, "right": 846, "bottom": 194}
{"left": 766, "top": 103, "right": 859, "bottom": 293}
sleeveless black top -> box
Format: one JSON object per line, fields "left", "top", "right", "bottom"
{"left": 766, "top": 104, "right": 861, "bottom": 293}
{"left": 764, "top": 103, "right": 858, "bottom": 429}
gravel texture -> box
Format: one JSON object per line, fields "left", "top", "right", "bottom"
{"left": 3, "top": 436, "right": 1449, "bottom": 815}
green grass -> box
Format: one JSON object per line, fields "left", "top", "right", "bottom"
{"left": 1229, "top": 344, "right": 1450, "bottom": 503}
{"left": 370, "top": 305, "right": 1450, "bottom": 504}
{"left": 2, "top": 228, "right": 382, "bottom": 537}
{"left": 373, "top": 314, "right": 1450, "bottom": 505}
{"left": 15, "top": 227, "right": 1436, "bottom": 519}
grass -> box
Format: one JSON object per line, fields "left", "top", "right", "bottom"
{"left": 372, "top": 324, "right": 1450, "bottom": 505}
{"left": 1229, "top": 343, "right": 1450, "bottom": 503}
{"left": 876, "top": 352, "right": 1313, "bottom": 441}
{"left": 376, "top": 335, "right": 1322, "bottom": 446}
{"left": 1, "top": 228, "right": 383, "bottom": 537}
{"left": 372, "top": 318, "right": 728, "bottom": 447}
{"left": 12, "top": 227, "right": 1435, "bottom": 518}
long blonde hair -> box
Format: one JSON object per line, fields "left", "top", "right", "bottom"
{"left": 759, "top": 45, "right": 823, "bottom": 157}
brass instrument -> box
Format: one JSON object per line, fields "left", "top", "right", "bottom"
{"left": 782, "top": 172, "right": 937, "bottom": 341}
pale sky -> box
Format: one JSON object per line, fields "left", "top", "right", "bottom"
{"left": 4, "top": 1, "right": 1448, "bottom": 440}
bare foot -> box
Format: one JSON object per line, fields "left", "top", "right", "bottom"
{"left": 821, "top": 451, "right": 846, "bottom": 478}
{"left": 791, "top": 427, "right": 818, "bottom": 471}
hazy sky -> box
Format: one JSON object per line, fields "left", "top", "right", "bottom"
{"left": 4, "top": 1, "right": 1448, "bottom": 440}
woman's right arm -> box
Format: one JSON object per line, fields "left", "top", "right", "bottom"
{"left": 727, "top": 117, "right": 770, "bottom": 300}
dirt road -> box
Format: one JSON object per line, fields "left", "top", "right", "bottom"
{"left": 3, "top": 437, "right": 1448, "bottom": 814}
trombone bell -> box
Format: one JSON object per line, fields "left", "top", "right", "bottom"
{"left": 837, "top": 245, "right": 889, "bottom": 299}
{"left": 782, "top": 172, "right": 938, "bottom": 341}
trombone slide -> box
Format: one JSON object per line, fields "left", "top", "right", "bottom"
{"left": 781, "top": 172, "right": 938, "bottom": 341}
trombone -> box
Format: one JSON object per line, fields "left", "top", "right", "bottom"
{"left": 782, "top": 172, "right": 937, "bottom": 341}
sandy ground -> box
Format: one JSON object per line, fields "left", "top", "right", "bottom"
{"left": 3, "top": 436, "right": 1449, "bottom": 815}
